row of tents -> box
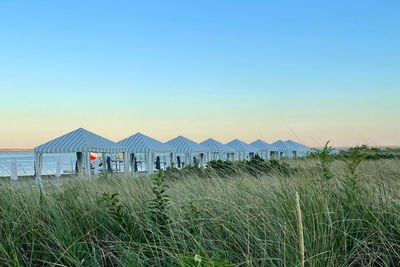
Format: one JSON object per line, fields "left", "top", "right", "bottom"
{"left": 33, "top": 128, "right": 310, "bottom": 181}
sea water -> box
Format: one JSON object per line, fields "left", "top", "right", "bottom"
{"left": 0, "top": 151, "right": 170, "bottom": 177}
{"left": 0, "top": 151, "right": 215, "bottom": 177}
{"left": 0, "top": 151, "right": 76, "bottom": 177}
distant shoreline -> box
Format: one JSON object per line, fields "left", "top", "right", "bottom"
{"left": 0, "top": 149, "right": 34, "bottom": 151}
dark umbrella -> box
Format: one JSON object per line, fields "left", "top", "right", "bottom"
{"left": 134, "top": 157, "right": 138, "bottom": 172}
{"left": 106, "top": 156, "right": 112, "bottom": 173}
{"left": 155, "top": 156, "right": 161, "bottom": 170}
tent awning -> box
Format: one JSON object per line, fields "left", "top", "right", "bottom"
{"left": 118, "top": 132, "right": 175, "bottom": 153}
{"left": 34, "top": 128, "right": 128, "bottom": 154}
{"left": 226, "top": 139, "right": 258, "bottom": 152}
{"left": 166, "top": 136, "right": 210, "bottom": 153}
{"left": 250, "top": 139, "right": 278, "bottom": 151}
{"left": 285, "top": 140, "right": 310, "bottom": 151}
{"left": 200, "top": 138, "right": 235, "bottom": 153}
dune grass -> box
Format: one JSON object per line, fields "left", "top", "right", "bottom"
{"left": 0, "top": 158, "right": 399, "bottom": 266}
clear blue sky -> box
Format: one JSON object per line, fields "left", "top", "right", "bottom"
{"left": 1, "top": 0, "right": 399, "bottom": 148}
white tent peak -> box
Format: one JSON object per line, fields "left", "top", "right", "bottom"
{"left": 200, "top": 138, "right": 235, "bottom": 152}
{"left": 272, "top": 140, "right": 293, "bottom": 150}
{"left": 285, "top": 140, "right": 310, "bottom": 151}
{"left": 250, "top": 139, "right": 278, "bottom": 151}
{"left": 34, "top": 128, "right": 128, "bottom": 153}
{"left": 118, "top": 132, "right": 175, "bottom": 153}
{"left": 166, "top": 136, "right": 210, "bottom": 153}
{"left": 226, "top": 139, "right": 258, "bottom": 152}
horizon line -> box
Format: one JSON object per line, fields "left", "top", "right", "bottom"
{"left": 1, "top": 145, "right": 399, "bottom": 152}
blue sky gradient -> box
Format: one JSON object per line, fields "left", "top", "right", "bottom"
{"left": 1, "top": 0, "right": 399, "bottom": 147}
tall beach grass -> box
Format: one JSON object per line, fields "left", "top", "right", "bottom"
{"left": 0, "top": 158, "right": 399, "bottom": 266}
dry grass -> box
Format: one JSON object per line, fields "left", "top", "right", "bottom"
{"left": 0, "top": 159, "right": 399, "bottom": 266}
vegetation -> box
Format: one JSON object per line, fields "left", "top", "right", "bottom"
{"left": 165, "top": 156, "right": 295, "bottom": 179}
{"left": 0, "top": 157, "right": 400, "bottom": 266}
{"left": 312, "top": 141, "right": 334, "bottom": 181}
{"left": 311, "top": 145, "right": 400, "bottom": 160}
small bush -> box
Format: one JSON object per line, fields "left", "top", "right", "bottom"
{"left": 312, "top": 141, "right": 334, "bottom": 181}
{"left": 342, "top": 147, "right": 367, "bottom": 203}
{"left": 149, "top": 170, "right": 170, "bottom": 229}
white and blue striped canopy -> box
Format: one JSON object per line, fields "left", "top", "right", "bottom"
{"left": 285, "top": 140, "right": 310, "bottom": 151}
{"left": 226, "top": 139, "right": 258, "bottom": 152}
{"left": 118, "top": 132, "right": 175, "bottom": 153}
{"left": 166, "top": 136, "right": 210, "bottom": 153}
{"left": 272, "top": 140, "right": 293, "bottom": 151}
{"left": 250, "top": 139, "right": 278, "bottom": 151}
{"left": 200, "top": 138, "right": 235, "bottom": 153}
{"left": 34, "top": 128, "right": 128, "bottom": 153}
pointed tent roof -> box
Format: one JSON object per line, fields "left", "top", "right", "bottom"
{"left": 34, "top": 128, "right": 128, "bottom": 153}
{"left": 285, "top": 140, "right": 310, "bottom": 151}
{"left": 200, "top": 138, "right": 235, "bottom": 153}
{"left": 250, "top": 139, "right": 278, "bottom": 151}
{"left": 272, "top": 140, "right": 294, "bottom": 151}
{"left": 226, "top": 139, "right": 258, "bottom": 152}
{"left": 166, "top": 136, "right": 210, "bottom": 153}
{"left": 118, "top": 132, "right": 175, "bottom": 153}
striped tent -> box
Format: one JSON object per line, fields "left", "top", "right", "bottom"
{"left": 166, "top": 136, "right": 210, "bottom": 168}
{"left": 34, "top": 128, "right": 129, "bottom": 181}
{"left": 285, "top": 140, "right": 310, "bottom": 157}
{"left": 272, "top": 140, "right": 295, "bottom": 158}
{"left": 118, "top": 132, "right": 175, "bottom": 174}
{"left": 226, "top": 139, "right": 259, "bottom": 160}
{"left": 200, "top": 138, "right": 236, "bottom": 161}
{"left": 250, "top": 139, "right": 279, "bottom": 160}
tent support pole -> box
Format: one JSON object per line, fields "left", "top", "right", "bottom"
{"left": 85, "top": 152, "right": 91, "bottom": 176}
{"left": 34, "top": 152, "right": 43, "bottom": 183}
{"left": 148, "top": 153, "right": 154, "bottom": 175}
{"left": 144, "top": 153, "right": 149, "bottom": 175}
{"left": 130, "top": 153, "right": 135, "bottom": 175}
{"left": 170, "top": 152, "right": 175, "bottom": 168}
{"left": 123, "top": 151, "right": 129, "bottom": 175}
{"left": 76, "top": 152, "right": 83, "bottom": 175}
{"left": 186, "top": 152, "right": 191, "bottom": 166}
{"left": 200, "top": 153, "right": 204, "bottom": 169}
{"left": 101, "top": 153, "right": 106, "bottom": 173}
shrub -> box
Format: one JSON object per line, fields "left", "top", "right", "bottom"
{"left": 342, "top": 147, "right": 367, "bottom": 203}
{"left": 149, "top": 170, "right": 170, "bottom": 229}
{"left": 312, "top": 141, "right": 334, "bottom": 181}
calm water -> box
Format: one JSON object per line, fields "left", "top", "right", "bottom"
{"left": 0, "top": 151, "right": 172, "bottom": 177}
{"left": 0, "top": 151, "right": 76, "bottom": 177}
